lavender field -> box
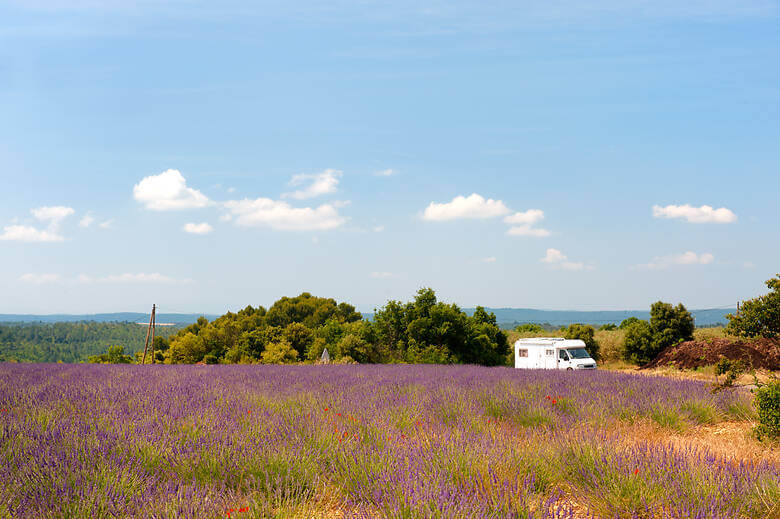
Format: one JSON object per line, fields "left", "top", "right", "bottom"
{"left": 0, "top": 364, "right": 777, "bottom": 518}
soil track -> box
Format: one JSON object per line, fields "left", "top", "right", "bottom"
{"left": 643, "top": 337, "right": 780, "bottom": 370}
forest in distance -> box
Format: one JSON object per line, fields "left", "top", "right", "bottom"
{"left": 0, "top": 287, "right": 706, "bottom": 366}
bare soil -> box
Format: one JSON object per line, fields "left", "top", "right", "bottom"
{"left": 643, "top": 337, "right": 780, "bottom": 370}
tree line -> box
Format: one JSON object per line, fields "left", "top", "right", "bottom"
{"left": 0, "top": 321, "right": 178, "bottom": 363}
{"left": 138, "top": 289, "right": 509, "bottom": 366}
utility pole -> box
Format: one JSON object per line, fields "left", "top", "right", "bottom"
{"left": 142, "top": 304, "right": 156, "bottom": 364}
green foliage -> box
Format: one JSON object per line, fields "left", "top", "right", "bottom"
{"left": 619, "top": 317, "right": 640, "bottom": 330}
{"left": 622, "top": 302, "right": 694, "bottom": 366}
{"left": 563, "top": 323, "right": 600, "bottom": 360}
{"left": 598, "top": 323, "right": 617, "bottom": 331}
{"left": 0, "top": 321, "right": 178, "bottom": 363}
{"left": 650, "top": 301, "right": 694, "bottom": 352}
{"left": 727, "top": 275, "right": 780, "bottom": 339}
{"left": 87, "top": 345, "right": 134, "bottom": 364}
{"left": 261, "top": 340, "right": 299, "bottom": 364}
{"left": 515, "top": 323, "right": 544, "bottom": 333}
{"left": 712, "top": 357, "right": 749, "bottom": 392}
{"left": 754, "top": 380, "right": 780, "bottom": 440}
{"left": 622, "top": 320, "right": 653, "bottom": 365}
{"left": 372, "top": 290, "right": 509, "bottom": 366}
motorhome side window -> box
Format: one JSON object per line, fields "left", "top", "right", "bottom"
{"left": 545, "top": 349, "right": 554, "bottom": 356}
{"left": 518, "top": 349, "right": 528, "bottom": 357}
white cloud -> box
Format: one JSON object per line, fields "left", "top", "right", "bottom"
{"left": 372, "top": 225, "right": 385, "bottom": 232}
{"left": 504, "top": 209, "right": 544, "bottom": 226}
{"left": 31, "top": 205, "right": 74, "bottom": 227}
{"left": 541, "top": 248, "right": 567, "bottom": 263}
{"left": 182, "top": 222, "right": 213, "bottom": 235}
{"left": 634, "top": 251, "right": 715, "bottom": 270}
{"left": 540, "top": 248, "right": 590, "bottom": 270}
{"left": 103, "top": 273, "right": 179, "bottom": 283}
{"left": 422, "top": 193, "right": 511, "bottom": 221}
{"left": 0, "top": 225, "right": 64, "bottom": 242}
{"left": 19, "top": 273, "right": 61, "bottom": 284}
{"left": 282, "top": 169, "right": 342, "bottom": 200}
{"left": 370, "top": 271, "right": 392, "bottom": 278}
{"left": 223, "top": 198, "right": 347, "bottom": 231}
{"left": 652, "top": 204, "right": 737, "bottom": 224}
{"left": 482, "top": 256, "right": 497, "bottom": 263}
{"left": 507, "top": 225, "right": 551, "bottom": 237}
{"left": 133, "top": 169, "right": 210, "bottom": 211}
{"left": 374, "top": 168, "right": 396, "bottom": 177}
{"left": 99, "top": 219, "right": 113, "bottom": 229}
{"left": 79, "top": 213, "right": 95, "bottom": 228}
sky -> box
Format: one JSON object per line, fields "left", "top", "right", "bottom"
{"left": 1, "top": 1, "right": 779, "bottom": 314}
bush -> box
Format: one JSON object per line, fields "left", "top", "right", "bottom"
{"left": 563, "top": 324, "right": 600, "bottom": 361}
{"left": 727, "top": 274, "right": 780, "bottom": 339}
{"left": 515, "top": 323, "right": 543, "bottom": 334}
{"left": 649, "top": 301, "right": 694, "bottom": 352}
{"left": 619, "top": 317, "right": 640, "bottom": 329}
{"left": 623, "top": 320, "right": 653, "bottom": 365}
{"left": 754, "top": 381, "right": 780, "bottom": 440}
{"left": 598, "top": 323, "right": 617, "bottom": 331}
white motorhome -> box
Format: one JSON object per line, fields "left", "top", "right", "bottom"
{"left": 514, "top": 338, "right": 597, "bottom": 370}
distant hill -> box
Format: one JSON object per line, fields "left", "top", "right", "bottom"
{"left": 464, "top": 307, "right": 733, "bottom": 329}
{"left": 0, "top": 312, "right": 219, "bottom": 325}
{"left": 2, "top": 307, "right": 732, "bottom": 329}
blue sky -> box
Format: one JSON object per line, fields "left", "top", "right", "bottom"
{"left": 1, "top": 1, "right": 778, "bottom": 314}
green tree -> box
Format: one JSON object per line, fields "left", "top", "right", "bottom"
{"left": 260, "top": 340, "right": 298, "bottom": 364}
{"left": 727, "top": 275, "right": 780, "bottom": 338}
{"left": 282, "top": 322, "right": 314, "bottom": 358}
{"left": 650, "top": 301, "right": 694, "bottom": 354}
{"left": 619, "top": 317, "right": 640, "bottom": 329}
{"left": 88, "top": 345, "right": 134, "bottom": 364}
{"left": 563, "top": 323, "right": 600, "bottom": 360}
{"left": 623, "top": 320, "right": 653, "bottom": 365}
{"left": 515, "top": 323, "right": 543, "bottom": 334}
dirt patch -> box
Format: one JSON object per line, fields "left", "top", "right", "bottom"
{"left": 643, "top": 337, "right": 780, "bottom": 370}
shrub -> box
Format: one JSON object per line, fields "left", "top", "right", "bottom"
{"left": 619, "top": 317, "right": 640, "bottom": 330}
{"left": 727, "top": 275, "right": 780, "bottom": 339}
{"left": 623, "top": 320, "right": 653, "bottom": 365}
{"left": 598, "top": 324, "right": 617, "bottom": 331}
{"left": 564, "top": 324, "right": 600, "bottom": 361}
{"left": 649, "top": 301, "right": 694, "bottom": 353}
{"left": 754, "top": 380, "right": 780, "bottom": 440}
{"left": 515, "top": 323, "right": 544, "bottom": 334}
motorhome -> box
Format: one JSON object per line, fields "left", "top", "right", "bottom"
{"left": 514, "top": 338, "right": 597, "bottom": 370}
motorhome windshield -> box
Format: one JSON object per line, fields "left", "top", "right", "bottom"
{"left": 566, "top": 348, "right": 591, "bottom": 359}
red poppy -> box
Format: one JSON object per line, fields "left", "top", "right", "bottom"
{"left": 324, "top": 407, "right": 329, "bottom": 412}
{"left": 552, "top": 399, "right": 557, "bottom": 405}
{"left": 634, "top": 469, "right": 639, "bottom": 475}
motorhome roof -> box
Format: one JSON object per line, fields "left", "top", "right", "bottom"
{"left": 514, "top": 338, "right": 586, "bottom": 347}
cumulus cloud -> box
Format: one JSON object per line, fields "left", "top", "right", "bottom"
{"left": 282, "top": 169, "right": 342, "bottom": 200}
{"left": 422, "top": 193, "right": 511, "bottom": 221}
{"left": 652, "top": 204, "right": 737, "bottom": 223}
{"left": 482, "top": 257, "right": 497, "bottom": 263}
{"left": 0, "top": 225, "right": 64, "bottom": 242}
{"left": 504, "top": 209, "right": 544, "bottom": 226}
{"left": 503, "top": 209, "right": 551, "bottom": 237}
{"left": 540, "top": 248, "right": 589, "bottom": 271}
{"left": 634, "top": 251, "right": 715, "bottom": 270}
{"left": 19, "top": 273, "right": 61, "bottom": 284}
{"left": 223, "top": 198, "right": 347, "bottom": 231}
{"left": 182, "top": 222, "right": 213, "bottom": 235}
{"left": 133, "top": 169, "right": 210, "bottom": 211}
{"left": 370, "top": 271, "right": 392, "bottom": 278}
{"left": 372, "top": 225, "right": 385, "bottom": 232}
{"left": 31, "top": 205, "right": 74, "bottom": 227}
{"left": 98, "top": 220, "right": 113, "bottom": 229}
{"left": 79, "top": 213, "right": 95, "bottom": 228}
{"left": 507, "top": 226, "right": 551, "bottom": 237}
{"left": 374, "top": 169, "right": 396, "bottom": 177}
